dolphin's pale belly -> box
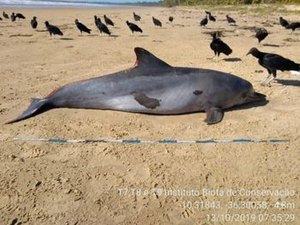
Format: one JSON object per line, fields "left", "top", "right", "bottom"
{"left": 104, "top": 89, "right": 204, "bottom": 114}
{"left": 92, "top": 76, "right": 207, "bottom": 114}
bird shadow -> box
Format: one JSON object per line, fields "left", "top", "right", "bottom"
{"left": 152, "top": 40, "right": 163, "bottom": 43}
{"left": 9, "top": 34, "right": 33, "bottom": 37}
{"left": 283, "top": 38, "right": 299, "bottom": 42}
{"left": 60, "top": 37, "right": 74, "bottom": 40}
{"left": 276, "top": 79, "right": 300, "bottom": 87}
{"left": 35, "top": 29, "right": 47, "bottom": 32}
{"left": 262, "top": 43, "right": 280, "bottom": 47}
{"left": 173, "top": 24, "right": 185, "bottom": 27}
{"left": 80, "top": 34, "right": 98, "bottom": 37}
{"left": 97, "top": 34, "right": 118, "bottom": 38}
{"left": 223, "top": 57, "right": 242, "bottom": 62}
{"left": 131, "top": 34, "right": 148, "bottom": 37}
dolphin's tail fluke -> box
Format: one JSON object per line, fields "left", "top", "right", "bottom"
{"left": 6, "top": 98, "right": 53, "bottom": 124}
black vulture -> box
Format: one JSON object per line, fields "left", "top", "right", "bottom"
{"left": 15, "top": 13, "right": 25, "bottom": 19}
{"left": 3, "top": 11, "right": 9, "bottom": 19}
{"left": 126, "top": 21, "right": 143, "bottom": 34}
{"left": 133, "top": 12, "right": 141, "bottom": 21}
{"left": 31, "top": 16, "right": 38, "bottom": 29}
{"left": 11, "top": 12, "right": 16, "bottom": 22}
{"left": 279, "top": 17, "right": 289, "bottom": 28}
{"left": 169, "top": 16, "right": 174, "bottom": 23}
{"left": 96, "top": 18, "right": 111, "bottom": 36}
{"left": 205, "top": 11, "right": 216, "bottom": 22}
{"left": 94, "top": 15, "right": 99, "bottom": 27}
{"left": 200, "top": 16, "right": 208, "bottom": 27}
{"left": 104, "top": 15, "right": 114, "bottom": 26}
{"left": 255, "top": 28, "right": 268, "bottom": 43}
{"left": 75, "top": 19, "right": 91, "bottom": 34}
{"left": 210, "top": 32, "right": 232, "bottom": 57}
{"left": 45, "top": 21, "right": 63, "bottom": 36}
{"left": 226, "top": 15, "right": 236, "bottom": 24}
{"left": 247, "top": 47, "right": 300, "bottom": 86}
{"left": 152, "top": 17, "right": 162, "bottom": 27}
{"left": 286, "top": 22, "right": 300, "bottom": 31}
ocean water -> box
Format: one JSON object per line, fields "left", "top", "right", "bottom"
{"left": 0, "top": 0, "right": 160, "bottom": 8}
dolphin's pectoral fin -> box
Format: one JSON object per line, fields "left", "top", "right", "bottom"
{"left": 133, "top": 92, "right": 160, "bottom": 109}
{"left": 204, "top": 107, "right": 224, "bottom": 125}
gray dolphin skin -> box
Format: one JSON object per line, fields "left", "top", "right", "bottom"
{"left": 7, "top": 47, "right": 266, "bottom": 125}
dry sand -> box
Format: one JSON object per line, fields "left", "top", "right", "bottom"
{"left": 0, "top": 6, "right": 299, "bottom": 225}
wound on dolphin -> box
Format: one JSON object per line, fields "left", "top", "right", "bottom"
{"left": 6, "top": 47, "right": 266, "bottom": 125}
{"left": 133, "top": 92, "right": 160, "bottom": 109}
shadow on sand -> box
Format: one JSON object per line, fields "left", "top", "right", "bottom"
{"left": 262, "top": 43, "right": 280, "bottom": 47}
{"left": 130, "top": 34, "right": 149, "bottom": 37}
{"left": 276, "top": 79, "right": 300, "bottom": 87}
{"left": 228, "top": 99, "right": 269, "bottom": 112}
{"left": 60, "top": 37, "right": 74, "bottom": 40}
{"left": 223, "top": 57, "right": 242, "bottom": 62}
{"left": 35, "top": 29, "right": 48, "bottom": 32}
{"left": 79, "top": 34, "right": 98, "bottom": 37}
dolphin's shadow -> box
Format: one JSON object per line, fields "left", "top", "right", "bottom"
{"left": 276, "top": 79, "right": 300, "bottom": 87}
{"left": 223, "top": 57, "right": 242, "bottom": 62}
{"left": 227, "top": 99, "right": 269, "bottom": 112}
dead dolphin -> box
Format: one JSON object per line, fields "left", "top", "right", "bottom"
{"left": 7, "top": 47, "right": 266, "bottom": 125}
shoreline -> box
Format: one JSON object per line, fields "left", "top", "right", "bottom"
{"left": 0, "top": 2, "right": 161, "bottom": 9}
{"left": 0, "top": 5, "right": 151, "bottom": 13}
{"left": 0, "top": 4, "right": 132, "bottom": 9}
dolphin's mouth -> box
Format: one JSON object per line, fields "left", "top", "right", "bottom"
{"left": 246, "top": 92, "right": 267, "bottom": 103}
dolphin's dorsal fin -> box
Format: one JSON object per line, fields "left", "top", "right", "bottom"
{"left": 134, "top": 47, "right": 171, "bottom": 69}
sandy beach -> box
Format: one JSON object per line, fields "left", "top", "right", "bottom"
{"left": 0, "top": 5, "right": 299, "bottom": 225}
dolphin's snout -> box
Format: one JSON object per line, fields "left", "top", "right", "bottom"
{"left": 247, "top": 92, "right": 267, "bottom": 102}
